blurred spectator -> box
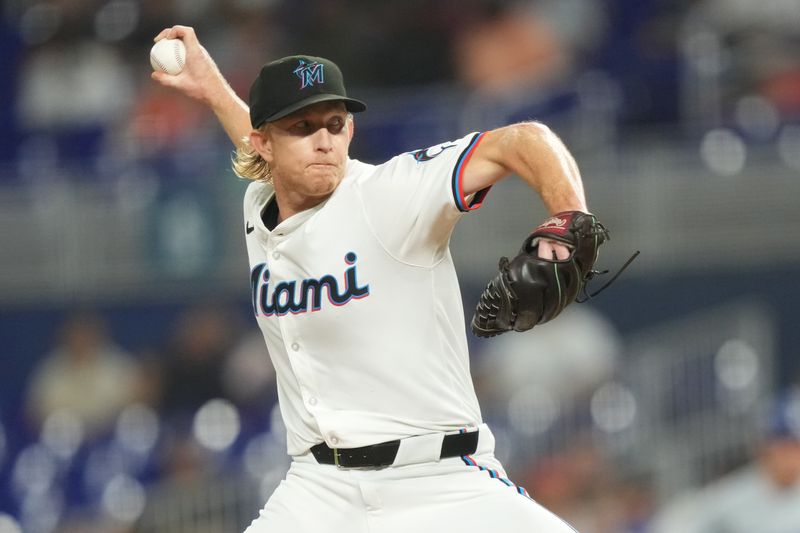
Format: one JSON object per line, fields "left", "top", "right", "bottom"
{"left": 156, "top": 304, "right": 238, "bottom": 420}
{"left": 449, "top": 1, "right": 621, "bottom": 146}
{"left": 25, "top": 311, "right": 142, "bottom": 438}
{"left": 18, "top": 39, "right": 134, "bottom": 130}
{"left": 519, "top": 439, "right": 656, "bottom": 533}
{"left": 650, "top": 387, "right": 800, "bottom": 533}
{"left": 523, "top": 440, "right": 614, "bottom": 531}
{"left": 681, "top": 0, "right": 800, "bottom": 126}
{"left": 451, "top": 1, "right": 576, "bottom": 95}
{"left": 450, "top": 0, "right": 610, "bottom": 96}
{"left": 121, "top": 82, "right": 211, "bottom": 158}
{"left": 17, "top": 37, "right": 135, "bottom": 163}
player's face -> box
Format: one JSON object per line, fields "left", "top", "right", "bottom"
{"left": 256, "top": 101, "right": 353, "bottom": 205}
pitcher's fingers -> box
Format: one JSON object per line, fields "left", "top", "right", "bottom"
{"left": 537, "top": 239, "right": 571, "bottom": 261}
{"left": 553, "top": 242, "right": 571, "bottom": 260}
{"left": 537, "top": 239, "right": 553, "bottom": 260}
{"left": 153, "top": 28, "right": 170, "bottom": 41}
{"left": 151, "top": 71, "right": 181, "bottom": 88}
{"left": 166, "top": 25, "right": 199, "bottom": 46}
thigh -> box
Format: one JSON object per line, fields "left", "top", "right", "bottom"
{"left": 243, "top": 461, "right": 369, "bottom": 533}
{"left": 372, "top": 452, "right": 579, "bottom": 533}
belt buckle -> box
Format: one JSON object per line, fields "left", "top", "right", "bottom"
{"left": 333, "top": 447, "right": 342, "bottom": 468}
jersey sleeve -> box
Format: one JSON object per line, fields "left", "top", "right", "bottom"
{"left": 357, "top": 132, "right": 491, "bottom": 265}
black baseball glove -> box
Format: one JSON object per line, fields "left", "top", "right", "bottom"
{"left": 470, "top": 211, "right": 609, "bottom": 337}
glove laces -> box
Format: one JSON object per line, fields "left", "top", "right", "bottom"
{"left": 577, "top": 250, "right": 640, "bottom": 303}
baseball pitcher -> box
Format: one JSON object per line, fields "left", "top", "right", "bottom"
{"left": 152, "top": 24, "right": 607, "bottom": 533}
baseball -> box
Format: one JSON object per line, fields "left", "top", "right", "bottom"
{"left": 150, "top": 38, "right": 186, "bottom": 75}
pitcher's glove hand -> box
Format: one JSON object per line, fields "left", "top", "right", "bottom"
{"left": 470, "top": 211, "right": 609, "bottom": 338}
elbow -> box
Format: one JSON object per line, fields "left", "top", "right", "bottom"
{"left": 515, "top": 120, "right": 555, "bottom": 142}
{"left": 501, "top": 121, "right": 560, "bottom": 159}
{"left": 480, "top": 121, "right": 564, "bottom": 176}
{"left": 487, "top": 120, "right": 553, "bottom": 150}
{"left": 495, "top": 121, "right": 557, "bottom": 153}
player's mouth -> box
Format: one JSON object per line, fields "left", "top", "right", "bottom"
{"left": 307, "top": 163, "right": 339, "bottom": 173}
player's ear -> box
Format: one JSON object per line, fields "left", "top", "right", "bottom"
{"left": 249, "top": 128, "right": 273, "bottom": 162}
{"left": 347, "top": 114, "right": 354, "bottom": 141}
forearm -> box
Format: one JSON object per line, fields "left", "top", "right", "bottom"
{"left": 501, "top": 122, "right": 587, "bottom": 214}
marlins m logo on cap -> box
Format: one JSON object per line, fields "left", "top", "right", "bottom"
{"left": 294, "top": 60, "right": 324, "bottom": 89}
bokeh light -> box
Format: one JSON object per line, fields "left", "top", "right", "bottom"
{"left": 590, "top": 382, "right": 637, "bottom": 433}
{"left": 714, "top": 339, "right": 761, "bottom": 414}
{"left": 0, "top": 514, "right": 22, "bottom": 533}
{"left": 20, "top": 489, "right": 62, "bottom": 533}
{"left": 41, "top": 409, "right": 84, "bottom": 461}
{"left": 193, "top": 399, "right": 241, "bottom": 452}
{"left": 18, "top": 4, "right": 61, "bottom": 46}
{"left": 115, "top": 403, "right": 160, "bottom": 456}
{"left": 12, "top": 444, "right": 57, "bottom": 498}
{"left": 714, "top": 339, "right": 759, "bottom": 392}
{"left": 700, "top": 128, "right": 746, "bottom": 176}
{"left": 101, "top": 474, "right": 146, "bottom": 524}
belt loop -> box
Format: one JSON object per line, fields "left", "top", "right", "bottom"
{"left": 333, "top": 448, "right": 340, "bottom": 468}
{"left": 392, "top": 432, "right": 446, "bottom": 467}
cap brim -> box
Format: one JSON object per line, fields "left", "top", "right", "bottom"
{"left": 260, "top": 94, "right": 367, "bottom": 125}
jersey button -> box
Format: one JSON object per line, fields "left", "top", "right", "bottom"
{"left": 330, "top": 436, "right": 339, "bottom": 445}
{"left": 291, "top": 342, "right": 299, "bottom": 351}
{"left": 308, "top": 397, "right": 318, "bottom": 406}
{"left": 272, "top": 252, "right": 280, "bottom": 260}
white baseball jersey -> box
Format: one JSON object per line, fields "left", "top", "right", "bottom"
{"left": 242, "top": 132, "right": 491, "bottom": 456}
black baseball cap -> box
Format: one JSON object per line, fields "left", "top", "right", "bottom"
{"left": 249, "top": 55, "right": 367, "bottom": 128}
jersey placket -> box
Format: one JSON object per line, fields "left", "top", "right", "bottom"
{"left": 265, "top": 231, "right": 331, "bottom": 445}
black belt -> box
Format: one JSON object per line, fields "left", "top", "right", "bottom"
{"left": 310, "top": 430, "right": 479, "bottom": 468}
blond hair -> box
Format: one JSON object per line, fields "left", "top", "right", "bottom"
{"left": 232, "top": 112, "right": 354, "bottom": 183}
{"left": 232, "top": 125, "right": 272, "bottom": 183}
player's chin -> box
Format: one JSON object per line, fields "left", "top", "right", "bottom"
{"left": 305, "top": 166, "right": 342, "bottom": 194}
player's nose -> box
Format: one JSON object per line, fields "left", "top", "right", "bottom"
{"left": 312, "top": 127, "right": 334, "bottom": 152}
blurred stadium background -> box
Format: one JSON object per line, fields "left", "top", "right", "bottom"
{"left": 1, "top": 0, "right": 800, "bottom": 531}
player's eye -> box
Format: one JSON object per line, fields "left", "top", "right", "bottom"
{"left": 327, "top": 118, "right": 345, "bottom": 134}
{"left": 292, "top": 121, "right": 310, "bottom": 132}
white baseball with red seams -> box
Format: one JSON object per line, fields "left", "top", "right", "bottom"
{"left": 150, "top": 38, "right": 185, "bottom": 75}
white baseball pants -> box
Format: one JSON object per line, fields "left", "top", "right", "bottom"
{"left": 243, "top": 425, "right": 578, "bottom": 533}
